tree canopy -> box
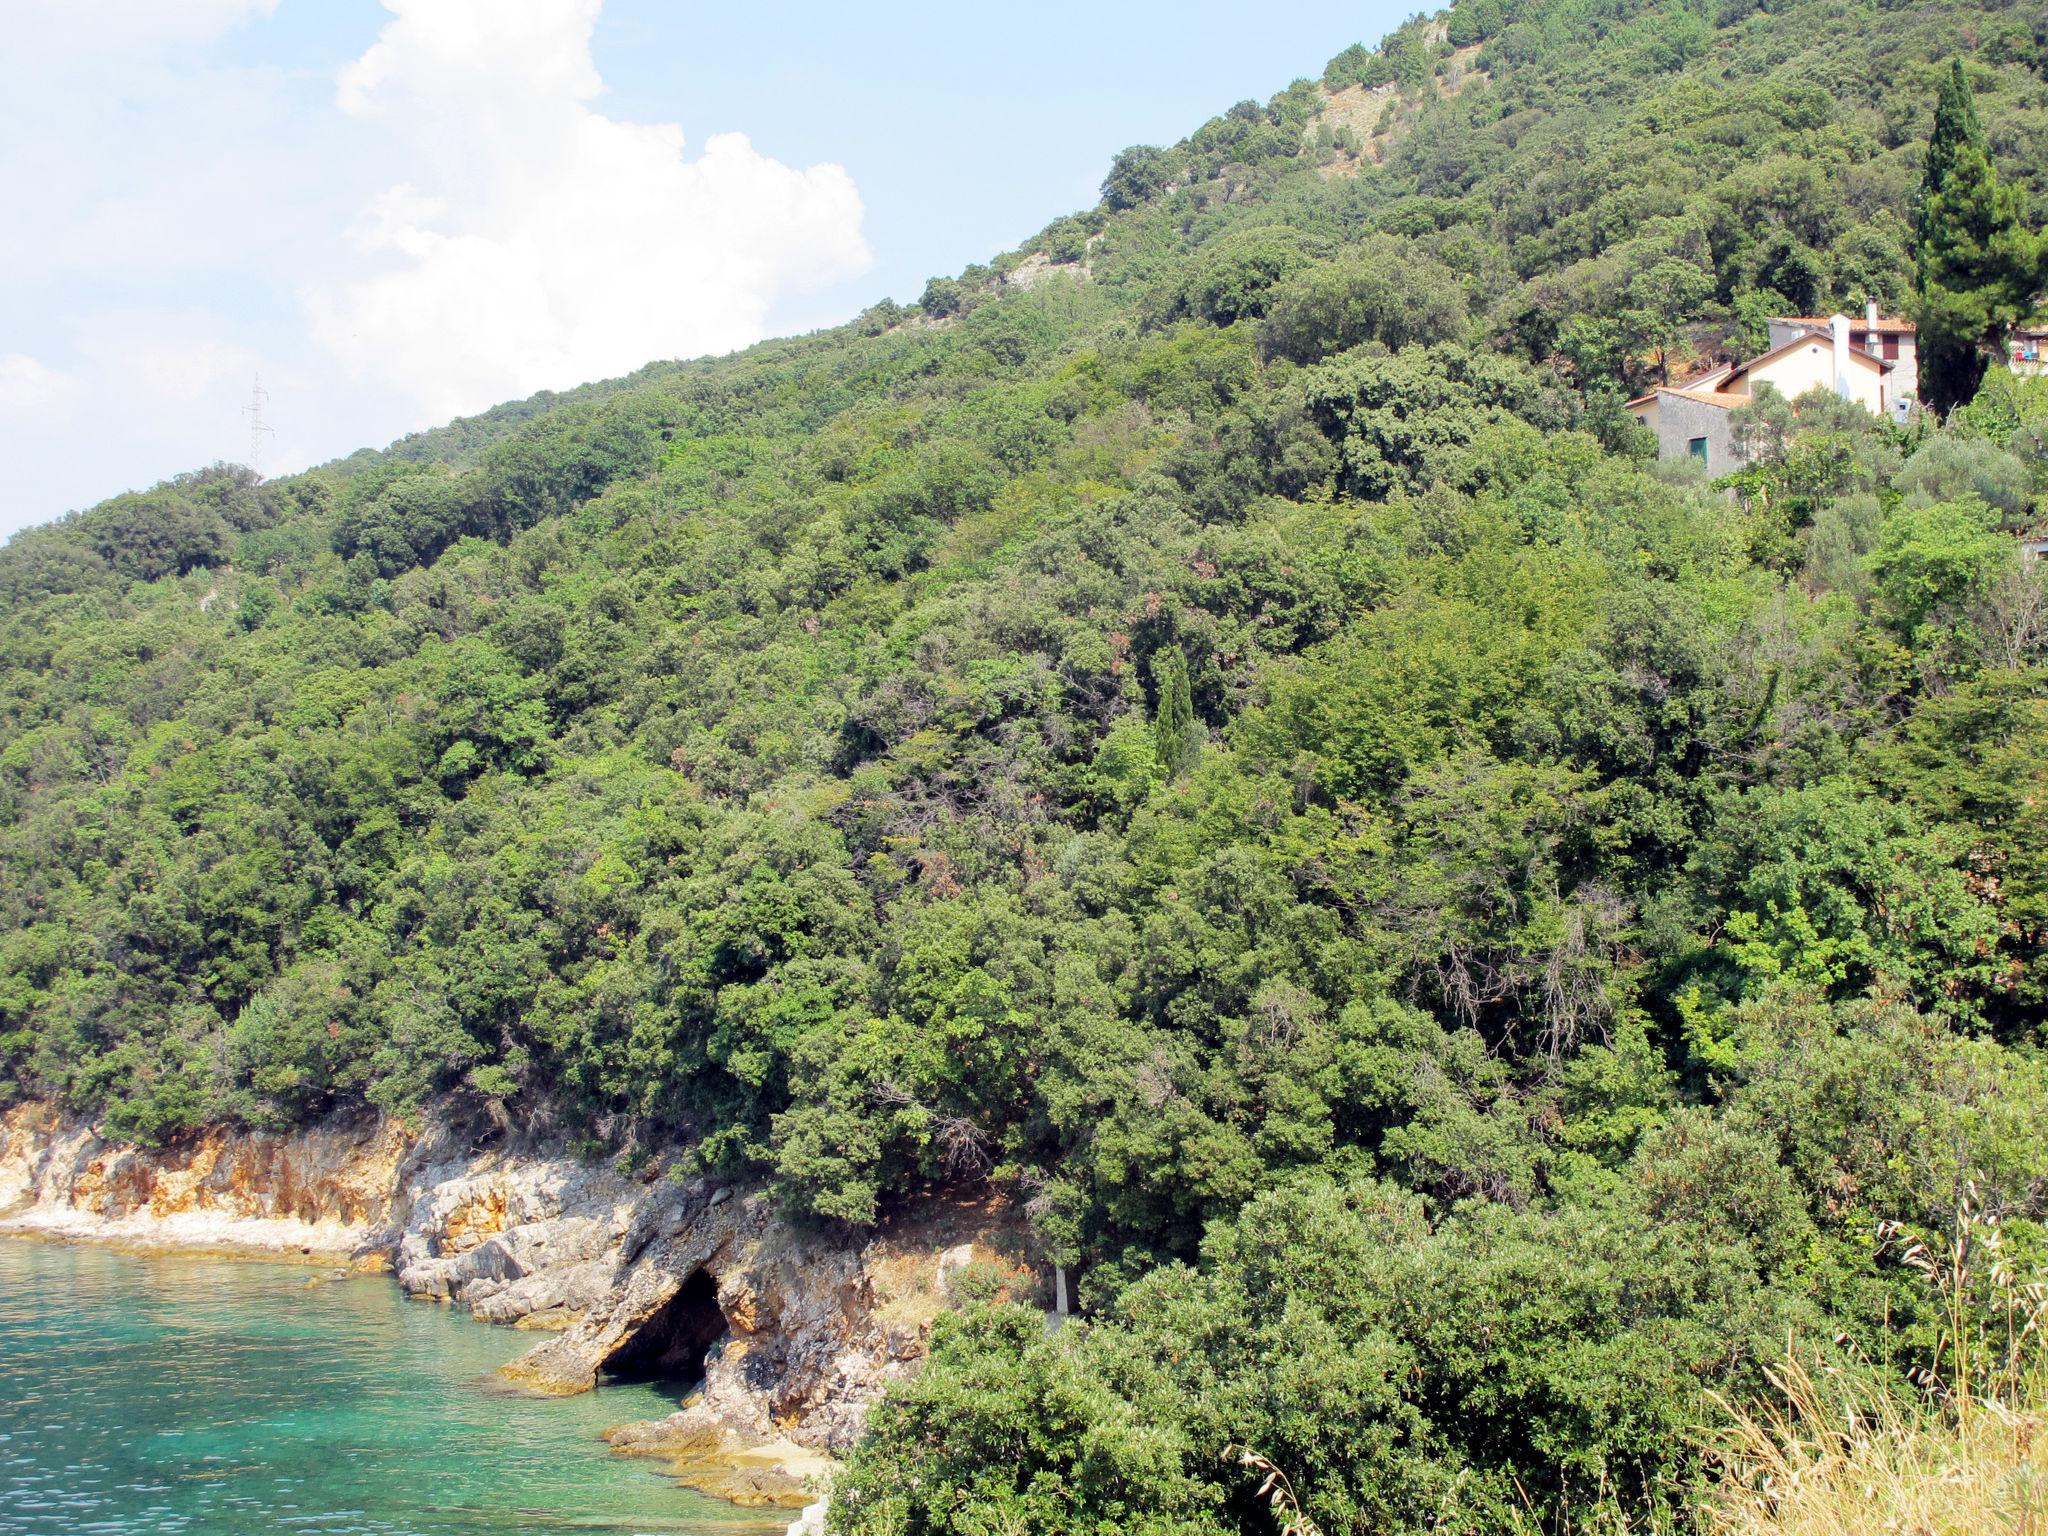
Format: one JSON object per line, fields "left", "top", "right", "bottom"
{"left": 1914, "top": 59, "right": 2048, "bottom": 412}
{"left": 7, "top": 0, "right": 2048, "bottom": 1529}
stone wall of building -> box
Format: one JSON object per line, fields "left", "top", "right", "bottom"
{"left": 1653, "top": 390, "right": 1738, "bottom": 474}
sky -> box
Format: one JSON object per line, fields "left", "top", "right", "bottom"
{"left": 0, "top": 0, "right": 1402, "bottom": 538}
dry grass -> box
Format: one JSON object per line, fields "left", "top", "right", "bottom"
{"left": 1699, "top": 1188, "right": 2048, "bottom": 1536}
{"left": 1223, "top": 1446, "right": 1326, "bottom": 1536}
{"left": 1234, "top": 1195, "right": 2048, "bottom": 1536}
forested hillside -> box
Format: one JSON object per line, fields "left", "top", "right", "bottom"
{"left": 8, "top": 0, "right": 2048, "bottom": 1527}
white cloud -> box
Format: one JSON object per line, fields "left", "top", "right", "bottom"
{"left": 0, "top": 0, "right": 873, "bottom": 534}
{"left": 337, "top": 0, "right": 603, "bottom": 117}
{"left": 0, "top": 354, "right": 82, "bottom": 419}
{"left": 0, "top": 312, "right": 280, "bottom": 526}
{"left": 4, "top": 0, "right": 278, "bottom": 51}
{"left": 308, "top": 0, "right": 872, "bottom": 421}
{"left": 72, "top": 311, "right": 263, "bottom": 404}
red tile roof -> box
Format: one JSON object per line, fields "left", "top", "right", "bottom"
{"left": 1771, "top": 314, "right": 1917, "bottom": 335}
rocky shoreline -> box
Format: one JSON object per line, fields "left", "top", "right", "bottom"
{"left": 0, "top": 1101, "right": 1035, "bottom": 1529}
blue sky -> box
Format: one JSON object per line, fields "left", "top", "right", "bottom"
{"left": 0, "top": 1, "right": 1403, "bottom": 537}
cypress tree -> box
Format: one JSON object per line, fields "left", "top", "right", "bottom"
{"left": 1917, "top": 58, "right": 1985, "bottom": 215}
{"left": 1914, "top": 60, "right": 2046, "bottom": 415}
{"left": 1152, "top": 647, "right": 1202, "bottom": 779}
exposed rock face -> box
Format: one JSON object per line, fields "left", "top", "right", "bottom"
{"left": 502, "top": 1185, "right": 908, "bottom": 1451}
{"left": 392, "top": 1151, "right": 642, "bottom": 1330}
{"left": 1001, "top": 251, "right": 1092, "bottom": 291}
{"left": 604, "top": 1412, "right": 826, "bottom": 1508}
{"left": 444, "top": 1162, "right": 1025, "bottom": 1453}
{"left": 0, "top": 1101, "right": 408, "bottom": 1254}
{"left": 0, "top": 1102, "right": 1031, "bottom": 1456}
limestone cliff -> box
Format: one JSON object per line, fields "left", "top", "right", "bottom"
{"left": 0, "top": 1100, "right": 409, "bottom": 1253}
{"left": 0, "top": 1101, "right": 1030, "bottom": 1464}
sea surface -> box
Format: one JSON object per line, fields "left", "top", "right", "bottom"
{"left": 0, "top": 1238, "right": 786, "bottom": 1535}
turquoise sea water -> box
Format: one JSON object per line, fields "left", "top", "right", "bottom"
{"left": 0, "top": 1239, "right": 785, "bottom": 1536}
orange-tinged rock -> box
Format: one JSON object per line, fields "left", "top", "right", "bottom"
{"left": 443, "top": 1187, "right": 510, "bottom": 1251}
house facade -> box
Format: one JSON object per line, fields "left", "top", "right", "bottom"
{"left": 2009, "top": 325, "right": 2048, "bottom": 376}
{"left": 1766, "top": 302, "right": 1917, "bottom": 385}
{"left": 1626, "top": 308, "right": 1914, "bottom": 473}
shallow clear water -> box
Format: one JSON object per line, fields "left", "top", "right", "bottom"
{"left": 0, "top": 1239, "right": 785, "bottom": 1535}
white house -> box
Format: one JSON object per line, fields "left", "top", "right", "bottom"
{"left": 1626, "top": 307, "right": 1915, "bottom": 474}
{"left": 1766, "top": 303, "right": 1917, "bottom": 386}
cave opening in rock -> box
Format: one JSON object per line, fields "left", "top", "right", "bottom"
{"left": 603, "top": 1268, "right": 728, "bottom": 1385}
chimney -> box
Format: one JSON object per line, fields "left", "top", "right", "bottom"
{"left": 1867, "top": 298, "right": 1880, "bottom": 329}
{"left": 1832, "top": 314, "right": 1852, "bottom": 398}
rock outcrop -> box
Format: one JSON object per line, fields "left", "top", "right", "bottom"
{"left": 0, "top": 1100, "right": 409, "bottom": 1255}
{"left": 0, "top": 1101, "right": 1034, "bottom": 1460}
{"left": 392, "top": 1151, "right": 643, "bottom": 1330}
{"left": 392, "top": 1142, "right": 1031, "bottom": 1453}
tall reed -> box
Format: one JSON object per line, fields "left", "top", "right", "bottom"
{"left": 1699, "top": 1185, "right": 2048, "bottom": 1535}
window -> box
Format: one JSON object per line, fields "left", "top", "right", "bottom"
{"left": 1688, "top": 436, "right": 1709, "bottom": 467}
{"left": 1882, "top": 335, "right": 1899, "bottom": 360}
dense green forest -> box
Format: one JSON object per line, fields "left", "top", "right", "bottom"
{"left": 8, "top": 0, "right": 2048, "bottom": 1527}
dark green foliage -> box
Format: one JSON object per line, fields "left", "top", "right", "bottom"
{"left": 839, "top": 1006, "right": 2048, "bottom": 1534}
{"left": 1103, "top": 145, "right": 1174, "bottom": 211}
{"left": 1298, "top": 344, "right": 1570, "bottom": 497}
{"left": 1257, "top": 236, "right": 1469, "bottom": 363}
{"left": 1175, "top": 227, "right": 1322, "bottom": 326}
{"left": 81, "top": 485, "right": 230, "bottom": 582}
{"left": 1914, "top": 60, "right": 2048, "bottom": 413}
{"left": 919, "top": 276, "right": 966, "bottom": 318}
{"left": 1151, "top": 647, "right": 1202, "bottom": 778}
